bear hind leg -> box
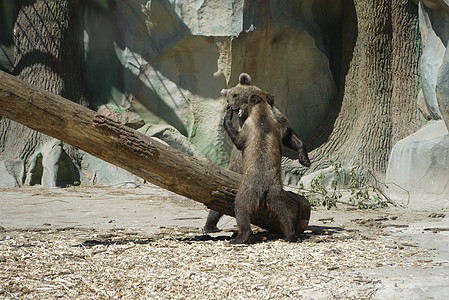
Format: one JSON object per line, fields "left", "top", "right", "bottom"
{"left": 268, "top": 192, "right": 297, "bottom": 242}
{"left": 203, "top": 210, "right": 223, "bottom": 233}
{"left": 231, "top": 196, "right": 253, "bottom": 244}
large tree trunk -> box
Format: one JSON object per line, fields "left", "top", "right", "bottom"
{"left": 309, "top": 0, "right": 421, "bottom": 178}
{"left": 0, "top": 0, "right": 89, "bottom": 184}
{"left": 0, "top": 70, "right": 311, "bottom": 234}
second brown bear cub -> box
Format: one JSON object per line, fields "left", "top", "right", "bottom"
{"left": 224, "top": 90, "right": 297, "bottom": 244}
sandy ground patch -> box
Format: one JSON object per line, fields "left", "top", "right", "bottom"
{"left": 1, "top": 184, "right": 448, "bottom": 299}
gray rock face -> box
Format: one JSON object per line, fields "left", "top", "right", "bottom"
{"left": 436, "top": 39, "right": 449, "bottom": 130}
{"left": 419, "top": 0, "right": 449, "bottom": 128}
{"left": 165, "top": 0, "right": 244, "bottom": 36}
{"left": 80, "top": 153, "right": 138, "bottom": 186}
{"left": 0, "top": 160, "right": 24, "bottom": 187}
{"left": 24, "top": 139, "right": 80, "bottom": 188}
{"left": 386, "top": 120, "right": 449, "bottom": 196}
{"left": 137, "top": 124, "right": 205, "bottom": 158}
{"left": 0, "top": 1, "right": 344, "bottom": 185}
{"left": 106, "top": 0, "right": 342, "bottom": 168}
{"left": 417, "top": 89, "right": 432, "bottom": 121}
{"left": 0, "top": 0, "right": 340, "bottom": 186}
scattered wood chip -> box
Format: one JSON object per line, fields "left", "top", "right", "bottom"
{"left": 423, "top": 228, "right": 449, "bottom": 233}
{"left": 0, "top": 227, "right": 432, "bottom": 299}
{"left": 317, "top": 217, "right": 334, "bottom": 224}
{"left": 428, "top": 213, "right": 446, "bottom": 218}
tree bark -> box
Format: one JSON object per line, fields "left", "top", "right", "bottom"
{"left": 309, "top": 0, "right": 421, "bottom": 178}
{"left": 390, "top": 0, "right": 421, "bottom": 144}
{"left": 0, "top": 70, "right": 310, "bottom": 234}
{"left": 0, "top": 0, "right": 89, "bottom": 179}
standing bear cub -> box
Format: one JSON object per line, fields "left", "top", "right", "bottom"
{"left": 224, "top": 90, "right": 297, "bottom": 244}
{"left": 223, "top": 73, "right": 311, "bottom": 168}
{"left": 204, "top": 73, "right": 310, "bottom": 233}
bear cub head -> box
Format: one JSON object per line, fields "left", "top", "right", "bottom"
{"left": 221, "top": 73, "right": 261, "bottom": 119}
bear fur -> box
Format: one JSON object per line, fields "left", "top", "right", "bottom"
{"left": 222, "top": 73, "right": 310, "bottom": 167}
{"left": 224, "top": 91, "right": 297, "bottom": 244}
{"left": 203, "top": 73, "right": 310, "bottom": 233}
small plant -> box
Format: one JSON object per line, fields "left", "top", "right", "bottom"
{"left": 348, "top": 168, "right": 388, "bottom": 209}
{"left": 298, "top": 162, "right": 389, "bottom": 210}
{"left": 298, "top": 162, "right": 342, "bottom": 210}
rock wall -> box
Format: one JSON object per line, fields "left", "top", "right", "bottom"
{"left": 386, "top": 121, "right": 449, "bottom": 196}
{"left": 95, "top": 0, "right": 342, "bottom": 170}
{"left": 0, "top": 0, "right": 340, "bottom": 186}
{"left": 418, "top": 0, "right": 449, "bottom": 129}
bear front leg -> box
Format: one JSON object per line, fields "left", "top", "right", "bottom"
{"left": 223, "top": 107, "right": 244, "bottom": 151}
{"left": 292, "top": 133, "right": 311, "bottom": 167}
{"left": 283, "top": 129, "right": 311, "bottom": 167}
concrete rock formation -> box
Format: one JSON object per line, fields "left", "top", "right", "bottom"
{"left": 24, "top": 139, "right": 80, "bottom": 188}
{"left": 137, "top": 123, "right": 205, "bottom": 159}
{"left": 80, "top": 152, "right": 138, "bottom": 187}
{"left": 419, "top": 0, "right": 449, "bottom": 129}
{"left": 108, "top": 0, "right": 341, "bottom": 171}
{"left": 0, "top": 160, "right": 24, "bottom": 187}
{"left": 386, "top": 120, "right": 449, "bottom": 196}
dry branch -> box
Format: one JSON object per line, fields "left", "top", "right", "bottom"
{"left": 0, "top": 70, "right": 310, "bottom": 233}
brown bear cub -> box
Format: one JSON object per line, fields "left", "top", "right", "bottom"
{"left": 222, "top": 73, "right": 310, "bottom": 168}
{"left": 224, "top": 91, "right": 297, "bottom": 244}
{"left": 204, "top": 73, "right": 310, "bottom": 234}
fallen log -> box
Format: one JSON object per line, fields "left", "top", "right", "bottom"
{"left": 0, "top": 70, "right": 310, "bottom": 233}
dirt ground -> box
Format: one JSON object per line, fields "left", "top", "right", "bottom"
{"left": 0, "top": 184, "right": 448, "bottom": 299}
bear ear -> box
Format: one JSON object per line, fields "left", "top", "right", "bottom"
{"left": 239, "top": 73, "right": 251, "bottom": 85}
{"left": 221, "top": 89, "right": 230, "bottom": 97}
{"left": 267, "top": 93, "right": 275, "bottom": 107}
{"left": 249, "top": 93, "right": 263, "bottom": 105}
